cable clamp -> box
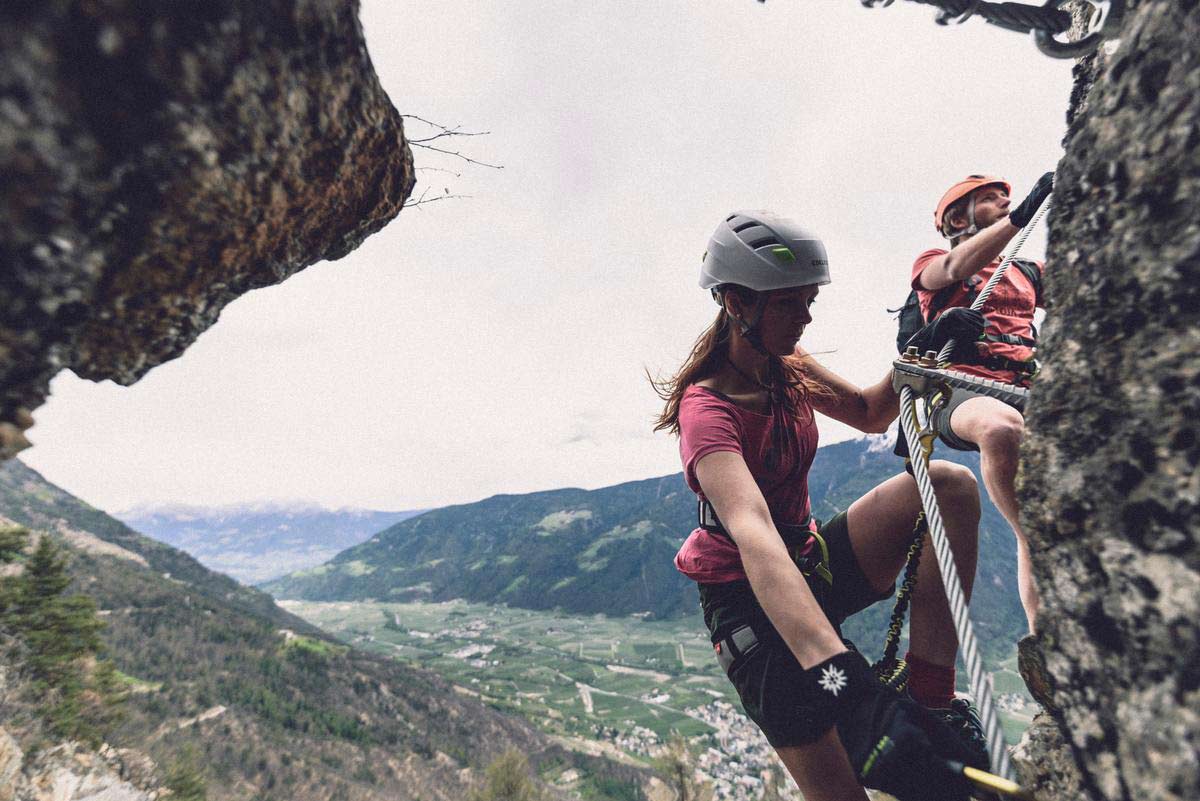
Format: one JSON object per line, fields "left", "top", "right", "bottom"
{"left": 1034, "top": 0, "right": 1125, "bottom": 58}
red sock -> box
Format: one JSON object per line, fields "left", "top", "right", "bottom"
{"left": 906, "top": 651, "right": 955, "bottom": 709}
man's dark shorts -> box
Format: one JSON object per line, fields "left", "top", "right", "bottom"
{"left": 697, "top": 511, "right": 895, "bottom": 748}
{"left": 927, "top": 387, "right": 988, "bottom": 452}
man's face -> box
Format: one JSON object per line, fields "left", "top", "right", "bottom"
{"left": 951, "top": 184, "right": 1011, "bottom": 232}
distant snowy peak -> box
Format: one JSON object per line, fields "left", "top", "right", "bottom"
{"left": 864, "top": 423, "right": 899, "bottom": 454}
{"left": 114, "top": 501, "right": 415, "bottom": 522}
{"left": 114, "top": 504, "right": 426, "bottom": 585}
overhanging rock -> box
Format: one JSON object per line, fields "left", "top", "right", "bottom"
{"left": 0, "top": 0, "right": 414, "bottom": 457}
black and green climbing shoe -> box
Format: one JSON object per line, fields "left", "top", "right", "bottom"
{"left": 926, "top": 697, "right": 990, "bottom": 771}
{"left": 1018, "top": 633, "right": 1059, "bottom": 712}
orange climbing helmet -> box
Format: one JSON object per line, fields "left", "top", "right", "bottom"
{"left": 933, "top": 175, "right": 1012, "bottom": 239}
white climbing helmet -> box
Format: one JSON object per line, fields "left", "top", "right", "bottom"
{"left": 699, "top": 210, "right": 831, "bottom": 299}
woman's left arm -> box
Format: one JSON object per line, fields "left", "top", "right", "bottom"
{"left": 796, "top": 349, "right": 898, "bottom": 433}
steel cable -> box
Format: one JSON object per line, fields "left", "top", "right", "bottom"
{"left": 898, "top": 387, "right": 1014, "bottom": 779}
{"left": 896, "top": 0, "right": 1071, "bottom": 34}
{"left": 894, "top": 193, "right": 1051, "bottom": 779}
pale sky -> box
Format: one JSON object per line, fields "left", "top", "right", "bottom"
{"left": 21, "top": 2, "right": 1073, "bottom": 513}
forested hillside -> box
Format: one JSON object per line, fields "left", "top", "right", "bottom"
{"left": 0, "top": 458, "right": 648, "bottom": 801}
{"left": 268, "top": 435, "right": 1026, "bottom": 662}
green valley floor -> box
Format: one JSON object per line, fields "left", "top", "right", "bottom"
{"left": 281, "top": 599, "right": 1039, "bottom": 798}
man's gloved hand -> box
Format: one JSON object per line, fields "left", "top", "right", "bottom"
{"left": 802, "top": 651, "right": 981, "bottom": 801}
{"left": 904, "top": 307, "right": 985, "bottom": 362}
{"left": 1009, "top": 171, "right": 1054, "bottom": 229}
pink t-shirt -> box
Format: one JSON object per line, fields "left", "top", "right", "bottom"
{"left": 673, "top": 385, "right": 818, "bottom": 584}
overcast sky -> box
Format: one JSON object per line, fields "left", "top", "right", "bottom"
{"left": 21, "top": 1, "right": 1074, "bottom": 514}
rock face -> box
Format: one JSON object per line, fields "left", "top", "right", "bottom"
{"left": 0, "top": 0, "right": 414, "bottom": 456}
{"left": 1021, "top": 2, "right": 1200, "bottom": 799}
{"left": 0, "top": 726, "right": 159, "bottom": 801}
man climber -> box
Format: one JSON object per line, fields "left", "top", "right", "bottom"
{"left": 907, "top": 172, "right": 1055, "bottom": 707}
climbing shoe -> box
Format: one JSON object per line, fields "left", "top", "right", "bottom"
{"left": 924, "top": 696, "right": 990, "bottom": 771}
{"left": 1018, "top": 633, "right": 1059, "bottom": 712}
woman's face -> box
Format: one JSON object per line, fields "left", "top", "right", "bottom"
{"left": 757, "top": 285, "right": 819, "bottom": 355}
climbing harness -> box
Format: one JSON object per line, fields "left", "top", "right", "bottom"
{"left": 892, "top": 257, "right": 1043, "bottom": 359}
{"left": 697, "top": 499, "right": 833, "bottom": 585}
{"left": 757, "top": 0, "right": 1126, "bottom": 59}
{"left": 891, "top": 196, "right": 1051, "bottom": 782}
{"left": 935, "top": 198, "right": 1051, "bottom": 365}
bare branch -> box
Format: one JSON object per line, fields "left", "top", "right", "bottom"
{"left": 411, "top": 142, "right": 503, "bottom": 170}
{"left": 400, "top": 114, "right": 502, "bottom": 209}
{"left": 402, "top": 186, "right": 474, "bottom": 209}
{"left": 414, "top": 166, "right": 464, "bottom": 177}
{"left": 402, "top": 114, "right": 491, "bottom": 143}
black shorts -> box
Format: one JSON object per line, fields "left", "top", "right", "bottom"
{"left": 928, "top": 387, "right": 985, "bottom": 452}
{"left": 697, "top": 511, "right": 895, "bottom": 748}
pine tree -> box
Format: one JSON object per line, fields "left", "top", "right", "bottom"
{"left": 469, "top": 749, "right": 547, "bottom": 801}
{"left": 0, "top": 525, "right": 29, "bottom": 616}
{"left": 15, "top": 536, "right": 102, "bottom": 685}
{"left": 165, "top": 746, "right": 209, "bottom": 801}
{"left": 0, "top": 524, "right": 28, "bottom": 563}
{"left": 3, "top": 534, "right": 122, "bottom": 744}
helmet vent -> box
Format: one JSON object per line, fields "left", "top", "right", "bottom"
{"left": 731, "top": 220, "right": 759, "bottom": 233}
{"left": 746, "top": 234, "right": 782, "bottom": 250}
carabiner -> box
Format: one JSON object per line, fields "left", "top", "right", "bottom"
{"left": 1034, "top": 0, "right": 1126, "bottom": 58}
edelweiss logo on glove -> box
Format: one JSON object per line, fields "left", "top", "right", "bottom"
{"left": 818, "top": 664, "right": 848, "bottom": 696}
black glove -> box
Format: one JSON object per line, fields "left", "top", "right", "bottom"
{"left": 904, "top": 307, "right": 985, "bottom": 362}
{"left": 1008, "top": 171, "right": 1054, "bottom": 229}
{"left": 803, "top": 651, "right": 981, "bottom": 801}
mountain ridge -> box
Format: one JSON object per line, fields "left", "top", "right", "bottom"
{"left": 0, "top": 457, "right": 649, "bottom": 800}
{"left": 266, "top": 436, "right": 1026, "bottom": 662}
{"left": 116, "top": 503, "right": 424, "bottom": 584}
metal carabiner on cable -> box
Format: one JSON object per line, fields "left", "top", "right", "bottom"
{"left": 1034, "top": 0, "right": 1126, "bottom": 58}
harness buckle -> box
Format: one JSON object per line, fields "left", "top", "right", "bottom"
{"left": 714, "top": 625, "right": 760, "bottom": 675}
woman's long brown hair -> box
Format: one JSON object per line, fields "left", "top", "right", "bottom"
{"left": 650, "top": 287, "right": 827, "bottom": 437}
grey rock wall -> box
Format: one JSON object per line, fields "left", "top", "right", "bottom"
{"left": 0, "top": 726, "right": 159, "bottom": 801}
{"left": 1021, "top": 1, "right": 1200, "bottom": 799}
{"left": 0, "top": 0, "right": 414, "bottom": 458}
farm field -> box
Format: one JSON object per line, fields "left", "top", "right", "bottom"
{"left": 280, "top": 599, "right": 1038, "bottom": 763}
{"left": 279, "top": 599, "right": 732, "bottom": 746}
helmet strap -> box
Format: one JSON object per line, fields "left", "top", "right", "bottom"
{"left": 944, "top": 193, "right": 980, "bottom": 243}
{"left": 731, "top": 294, "right": 771, "bottom": 356}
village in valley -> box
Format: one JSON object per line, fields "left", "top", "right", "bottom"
{"left": 280, "top": 598, "right": 1037, "bottom": 799}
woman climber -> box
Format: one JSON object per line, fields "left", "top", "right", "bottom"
{"left": 653, "top": 211, "right": 990, "bottom": 801}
